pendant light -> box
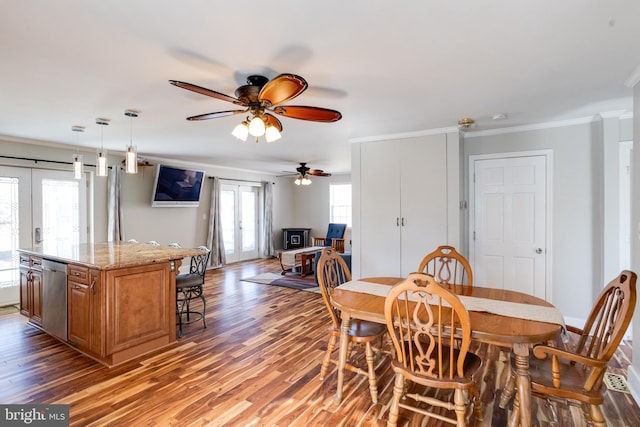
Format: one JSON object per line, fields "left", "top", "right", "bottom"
{"left": 124, "top": 109, "right": 139, "bottom": 174}
{"left": 71, "top": 125, "right": 85, "bottom": 179}
{"left": 96, "top": 118, "right": 110, "bottom": 177}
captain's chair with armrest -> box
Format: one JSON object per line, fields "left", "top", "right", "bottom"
{"left": 499, "top": 270, "right": 637, "bottom": 427}
{"left": 312, "top": 223, "right": 347, "bottom": 253}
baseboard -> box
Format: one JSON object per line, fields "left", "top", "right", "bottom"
{"left": 628, "top": 364, "right": 640, "bottom": 405}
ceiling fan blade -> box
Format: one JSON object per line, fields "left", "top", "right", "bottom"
{"left": 264, "top": 113, "right": 283, "bottom": 131}
{"left": 259, "top": 74, "right": 308, "bottom": 106}
{"left": 169, "top": 80, "right": 245, "bottom": 105}
{"left": 273, "top": 105, "right": 342, "bottom": 122}
{"left": 308, "top": 169, "right": 331, "bottom": 177}
{"left": 186, "top": 110, "right": 247, "bottom": 121}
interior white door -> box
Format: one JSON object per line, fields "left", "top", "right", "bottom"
{"left": 359, "top": 135, "right": 449, "bottom": 277}
{"left": 220, "top": 183, "right": 260, "bottom": 263}
{"left": 360, "top": 141, "right": 401, "bottom": 277}
{"left": 471, "top": 155, "right": 547, "bottom": 298}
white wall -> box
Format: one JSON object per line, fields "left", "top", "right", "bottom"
{"left": 465, "top": 122, "right": 603, "bottom": 322}
{"left": 629, "top": 83, "right": 640, "bottom": 404}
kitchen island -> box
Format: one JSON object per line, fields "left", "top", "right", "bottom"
{"left": 18, "top": 241, "right": 205, "bottom": 367}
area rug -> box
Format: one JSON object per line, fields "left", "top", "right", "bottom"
{"left": 241, "top": 271, "right": 319, "bottom": 293}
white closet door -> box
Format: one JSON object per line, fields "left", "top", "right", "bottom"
{"left": 360, "top": 141, "right": 401, "bottom": 277}
{"left": 400, "top": 136, "right": 448, "bottom": 276}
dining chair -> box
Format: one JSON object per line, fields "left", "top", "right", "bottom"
{"left": 176, "top": 246, "right": 211, "bottom": 337}
{"left": 500, "top": 270, "right": 637, "bottom": 427}
{"left": 384, "top": 272, "right": 483, "bottom": 427}
{"left": 417, "top": 245, "right": 473, "bottom": 291}
{"left": 316, "top": 247, "right": 387, "bottom": 403}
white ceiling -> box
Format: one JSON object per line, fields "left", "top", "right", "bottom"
{"left": 2, "top": 1, "right": 639, "bottom": 176}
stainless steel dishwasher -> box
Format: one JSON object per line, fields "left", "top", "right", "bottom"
{"left": 42, "top": 259, "right": 68, "bottom": 341}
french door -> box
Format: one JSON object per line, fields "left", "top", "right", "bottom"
{"left": 0, "top": 166, "right": 87, "bottom": 306}
{"left": 220, "top": 183, "right": 260, "bottom": 263}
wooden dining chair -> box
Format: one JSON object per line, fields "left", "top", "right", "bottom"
{"left": 384, "top": 273, "right": 483, "bottom": 427}
{"left": 499, "top": 270, "right": 637, "bottom": 427}
{"left": 316, "top": 247, "right": 387, "bottom": 403}
{"left": 417, "top": 245, "right": 472, "bottom": 291}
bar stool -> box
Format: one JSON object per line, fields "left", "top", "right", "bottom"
{"left": 176, "top": 246, "right": 210, "bottom": 337}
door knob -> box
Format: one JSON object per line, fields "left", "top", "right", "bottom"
{"left": 535, "top": 248, "right": 543, "bottom": 254}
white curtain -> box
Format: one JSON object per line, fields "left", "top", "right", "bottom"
{"left": 261, "top": 181, "right": 274, "bottom": 257}
{"left": 207, "top": 176, "right": 226, "bottom": 267}
{"left": 107, "top": 166, "right": 124, "bottom": 241}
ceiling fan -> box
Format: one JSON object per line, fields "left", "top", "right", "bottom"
{"left": 280, "top": 162, "right": 331, "bottom": 186}
{"left": 169, "top": 74, "right": 342, "bottom": 142}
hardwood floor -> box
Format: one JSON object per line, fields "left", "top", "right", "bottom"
{"left": 1, "top": 258, "right": 638, "bottom": 426}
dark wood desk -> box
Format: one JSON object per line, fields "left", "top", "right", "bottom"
{"left": 331, "top": 277, "right": 562, "bottom": 427}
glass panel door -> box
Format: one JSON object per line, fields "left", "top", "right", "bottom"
{"left": 32, "top": 169, "right": 87, "bottom": 250}
{"left": 0, "top": 167, "right": 31, "bottom": 306}
{"left": 220, "top": 183, "right": 260, "bottom": 263}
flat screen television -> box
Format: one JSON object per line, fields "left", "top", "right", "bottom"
{"left": 151, "top": 164, "right": 205, "bottom": 207}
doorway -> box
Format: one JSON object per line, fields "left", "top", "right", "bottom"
{"left": 469, "top": 151, "right": 551, "bottom": 299}
{"left": 0, "top": 166, "right": 88, "bottom": 306}
{"left": 220, "top": 182, "right": 260, "bottom": 263}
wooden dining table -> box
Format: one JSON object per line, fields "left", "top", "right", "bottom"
{"left": 330, "top": 277, "right": 563, "bottom": 427}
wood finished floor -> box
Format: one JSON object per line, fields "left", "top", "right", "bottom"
{"left": 1, "top": 258, "right": 638, "bottom": 426}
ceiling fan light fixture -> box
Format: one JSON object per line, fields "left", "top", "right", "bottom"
{"left": 248, "top": 116, "right": 266, "bottom": 137}
{"left": 232, "top": 121, "right": 249, "bottom": 141}
{"left": 294, "top": 176, "right": 302, "bottom": 186}
{"left": 301, "top": 176, "right": 312, "bottom": 185}
{"left": 265, "top": 125, "right": 281, "bottom": 143}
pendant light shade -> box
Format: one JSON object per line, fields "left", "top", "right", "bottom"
{"left": 96, "top": 118, "right": 110, "bottom": 177}
{"left": 71, "top": 125, "right": 85, "bottom": 179}
{"left": 124, "top": 109, "right": 140, "bottom": 174}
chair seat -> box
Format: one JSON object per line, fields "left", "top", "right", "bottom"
{"left": 176, "top": 273, "right": 203, "bottom": 289}
{"left": 512, "top": 352, "right": 605, "bottom": 404}
{"left": 327, "top": 319, "right": 387, "bottom": 341}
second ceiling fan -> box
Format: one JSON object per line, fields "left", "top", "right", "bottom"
{"left": 169, "top": 73, "right": 342, "bottom": 142}
{"left": 281, "top": 162, "right": 331, "bottom": 186}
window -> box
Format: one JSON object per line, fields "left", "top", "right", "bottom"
{"left": 330, "top": 183, "right": 352, "bottom": 227}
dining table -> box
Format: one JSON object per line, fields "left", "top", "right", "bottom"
{"left": 330, "top": 277, "right": 564, "bottom": 427}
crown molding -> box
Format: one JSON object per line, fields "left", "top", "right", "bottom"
{"left": 349, "top": 126, "right": 458, "bottom": 143}
{"left": 463, "top": 116, "right": 598, "bottom": 138}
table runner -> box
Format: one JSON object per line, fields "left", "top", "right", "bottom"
{"left": 280, "top": 246, "right": 325, "bottom": 266}
{"left": 336, "top": 280, "right": 566, "bottom": 331}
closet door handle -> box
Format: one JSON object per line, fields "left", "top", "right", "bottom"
{"left": 396, "top": 217, "right": 400, "bottom": 226}
{"left": 401, "top": 217, "right": 405, "bottom": 226}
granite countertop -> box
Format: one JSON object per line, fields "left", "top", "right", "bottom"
{"left": 18, "top": 242, "right": 205, "bottom": 270}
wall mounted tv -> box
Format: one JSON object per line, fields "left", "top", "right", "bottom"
{"left": 151, "top": 164, "right": 205, "bottom": 207}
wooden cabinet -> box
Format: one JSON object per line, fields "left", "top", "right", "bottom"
{"left": 355, "top": 133, "right": 461, "bottom": 277}
{"left": 19, "top": 254, "right": 43, "bottom": 325}
{"left": 67, "top": 265, "right": 103, "bottom": 356}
